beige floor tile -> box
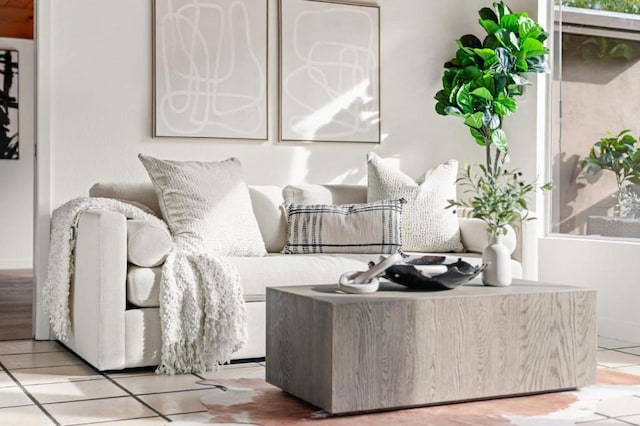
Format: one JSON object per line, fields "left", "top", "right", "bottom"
{"left": 83, "top": 417, "right": 166, "bottom": 425}
{"left": 12, "top": 364, "right": 101, "bottom": 386}
{"left": 45, "top": 396, "right": 157, "bottom": 425}
{"left": 0, "top": 387, "right": 33, "bottom": 408}
{"left": 0, "top": 371, "right": 14, "bottom": 388}
{"left": 0, "top": 351, "right": 82, "bottom": 370}
{"left": 114, "top": 373, "right": 205, "bottom": 395}
{"left": 139, "top": 389, "right": 209, "bottom": 415}
{"left": 595, "top": 395, "right": 640, "bottom": 417}
{"left": 197, "top": 365, "right": 265, "bottom": 380}
{"left": 576, "top": 413, "right": 607, "bottom": 423}
{"left": 580, "top": 420, "right": 632, "bottom": 425}
{"left": 168, "top": 412, "right": 213, "bottom": 422}
{"left": 26, "top": 378, "right": 128, "bottom": 404}
{"left": 598, "top": 336, "right": 640, "bottom": 350}
{"left": 617, "top": 347, "right": 640, "bottom": 356}
{"left": 105, "top": 369, "right": 157, "bottom": 379}
{"left": 0, "top": 340, "right": 64, "bottom": 356}
{"left": 597, "top": 350, "right": 640, "bottom": 368}
{"left": 0, "top": 405, "right": 54, "bottom": 426}
{"left": 619, "top": 414, "right": 640, "bottom": 426}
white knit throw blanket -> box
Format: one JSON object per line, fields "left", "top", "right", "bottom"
{"left": 43, "top": 197, "right": 247, "bottom": 374}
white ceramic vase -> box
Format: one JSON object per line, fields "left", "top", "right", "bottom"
{"left": 482, "top": 234, "right": 512, "bottom": 287}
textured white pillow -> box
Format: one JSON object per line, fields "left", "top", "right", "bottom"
{"left": 126, "top": 219, "right": 173, "bottom": 267}
{"left": 138, "top": 154, "right": 266, "bottom": 256}
{"left": 367, "top": 152, "right": 463, "bottom": 253}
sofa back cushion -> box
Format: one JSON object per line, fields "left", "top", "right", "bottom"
{"left": 90, "top": 182, "right": 287, "bottom": 253}
{"left": 282, "top": 184, "right": 367, "bottom": 205}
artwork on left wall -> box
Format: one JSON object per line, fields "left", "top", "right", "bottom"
{"left": 153, "top": 0, "right": 268, "bottom": 139}
{"left": 0, "top": 50, "right": 19, "bottom": 160}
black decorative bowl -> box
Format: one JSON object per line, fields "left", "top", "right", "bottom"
{"left": 381, "top": 256, "right": 486, "bottom": 291}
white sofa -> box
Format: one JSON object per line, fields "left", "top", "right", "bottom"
{"left": 60, "top": 182, "right": 535, "bottom": 371}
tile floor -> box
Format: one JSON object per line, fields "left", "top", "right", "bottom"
{"left": 0, "top": 337, "right": 639, "bottom": 425}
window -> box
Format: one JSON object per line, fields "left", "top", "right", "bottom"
{"left": 551, "top": 2, "right": 640, "bottom": 238}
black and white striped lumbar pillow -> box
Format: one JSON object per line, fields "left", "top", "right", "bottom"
{"left": 281, "top": 199, "right": 404, "bottom": 254}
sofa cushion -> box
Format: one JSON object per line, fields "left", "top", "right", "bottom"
{"left": 138, "top": 154, "right": 266, "bottom": 256}
{"left": 125, "top": 253, "right": 523, "bottom": 307}
{"left": 90, "top": 182, "right": 287, "bottom": 253}
{"left": 459, "top": 218, "right": 517, "bottom": 255}
{"left": 367, "top": 152, "right": 464, "bottom": 253}
{"left": 126, "top": 219, "right": 173, "bottom": 267}
{"left": 283, "top": 184, "right": 367, "bottom": 205}
{"left": 282, "top": 200, "right": 404, "bottom": 254}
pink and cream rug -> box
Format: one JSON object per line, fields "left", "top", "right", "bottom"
{"left": 177, "top": 369, "right": 640, "bottom": 425}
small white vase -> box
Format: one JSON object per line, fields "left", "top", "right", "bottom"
{"left": 482, "top": 235, "right": 512, "bottom": 287}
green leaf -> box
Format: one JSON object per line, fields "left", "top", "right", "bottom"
{"left": 435, "top": 101, "right": 448, "bottom": 115}
{"left": 470, "top": 128, "right": 486, "bottom": 146}
{"left": 522, "top": 38, "right": 545, "bottom": 55}
{"left": 509, "top": 32, "right": 520, "bottom": 49}
{"left": 518, "top": 18, "right": 534, "bottom": 38}
{"left": 494, "top": 96, "right": 517, "bottom": 113}
{"left": 465, "top": 111, "right": 484, "bottom": 129}
{"left": 483, "top": 35, "right": 501, "bottom": 50}
{"left": 471, "top": 87, "right": 494, "bottom": 101}
{"left": 460, "top": 34, "right": 482, "bottom": 48}
{"left": 456, "top": 84, "right": 473, "bottom": 114}
{"left": 479, "top": 7, "right": 498, "bottom": 23}
{"left": 501, "top": 15, "right": 520, "bottom": 33}
{"left": 516, "top": 49, "right": 528, "bottom": 71}
{"left": 511, "top": 74, "right": 531, "bottom": 86}
{"left": 491, "top": 129, "right": 508, "bottom": 151}
{"left": 473, "top": 48, "right": 496, "bottom": 61}
{"left": 494, "top": 1, "right": 513, "bottom": 21}
{"left": 461, "top": 65, "right": 483, "bottom": 82}
{"left": 444, "top": 106, "right": 464, "bottom": 117}
{"left": 495, "top": 47, "right": 510, "bottom": 70}
{"left": 434, "top": 89, "right": 448, "bottom": 102}
{"left": 483, "top": 112, "right": 501, "bottom": 130}
{"left": 479, "top": 19, "right": 500, "bottom": 35}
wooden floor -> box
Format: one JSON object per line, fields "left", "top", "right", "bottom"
{"left": 0, "top": 269, "right": 33, "bottom": 340}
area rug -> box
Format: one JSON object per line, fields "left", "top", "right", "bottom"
{"left": 182, "top": 369, "right": 640, "bottom": 425}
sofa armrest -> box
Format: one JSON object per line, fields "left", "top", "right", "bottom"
{"left": 64, "top": 209, "right": 127, "bottom": 370}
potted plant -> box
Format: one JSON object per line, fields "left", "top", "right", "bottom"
{"left": 434, "top": 1, "right": 551, "bottom": 286}
{"left": 582, "top": 129, "right": 640, "bottom": 217}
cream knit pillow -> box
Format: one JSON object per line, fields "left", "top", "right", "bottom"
{"left": 366, "top": 152, "right": 463, "bottom": 253}
{"left": 138, "top": 154, "right": 266, "bottom": 256}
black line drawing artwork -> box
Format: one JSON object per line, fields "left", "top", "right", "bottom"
{"left": 0, "top": 50, "right": 19, "bottom": 160}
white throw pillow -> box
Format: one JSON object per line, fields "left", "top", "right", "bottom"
{"left": 138, "top": 154, "right": 266, "bottom": 256}
{"left": 126, "top": 219, "right": 173, "bottom": 267}
{"left": 282, "top": 199, "right": 404, "bottom": 254}
{"left": 366, "top": 152, "right": 464, "bottom": 253}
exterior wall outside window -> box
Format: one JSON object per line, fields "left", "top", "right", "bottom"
{"left": 553, "top": 7, "right": 640, "bottom": 238}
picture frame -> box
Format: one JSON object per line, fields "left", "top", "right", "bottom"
{"left": 153, "top": 0, "right": 268, "bottom": 139}
{"left": 279, "top": 0, "right": 381, "bottom": 143}
{"left": 0, "top": 49, "right": 19, "bottom": 159}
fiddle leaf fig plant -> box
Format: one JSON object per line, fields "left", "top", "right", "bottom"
{"left": 435, "top": 1, "right": 549, "bottom": 176}
{"left": 435, "top": 1, "right": 551, "bottom": 236}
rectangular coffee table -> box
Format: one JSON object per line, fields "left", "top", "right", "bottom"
{"left": 266, "top": 281, "right": 596, "bottom": 414}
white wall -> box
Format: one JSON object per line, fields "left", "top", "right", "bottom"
{"left": 35, "top": 0, "right": 543, "bottom": 337}
{"left": 0, "top": 38, "right": 33, "bottom": 269}
{"left": 539, "top": 236, "right": 640, "bottom": 342}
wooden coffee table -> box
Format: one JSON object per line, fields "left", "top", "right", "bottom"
{"left": 266, "top": 281, "right": 596, "bottom": 414}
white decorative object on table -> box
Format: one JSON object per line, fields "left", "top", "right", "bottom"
{"left": 338, "top": 253, "right": 403, "bottom": 294}
{"left": 482, "top": 235, "right": 512, "bottom": 287}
